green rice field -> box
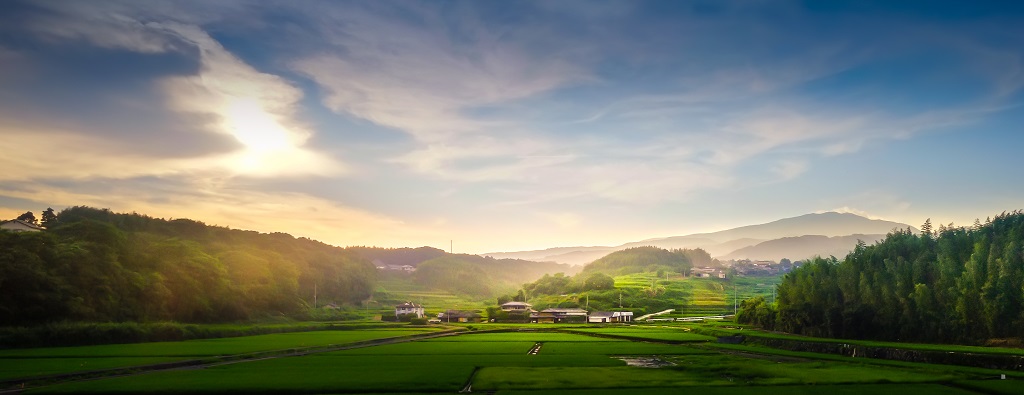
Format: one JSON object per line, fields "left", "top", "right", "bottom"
{"left": 4, "top": 325, "right": 1021, "bottom": 394}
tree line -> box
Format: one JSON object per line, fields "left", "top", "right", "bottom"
{"left": 1, "top": 206, "right": 375, "bottom": 325}
{"left": 738, "top": 211, "right": 1024, "bottom": 344}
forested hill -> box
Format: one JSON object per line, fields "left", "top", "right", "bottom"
{"left": 583, "top": 246, "right": 717, "bottom": 275}
{"left": 412, "top": 254, "right": 578, "bottom": 296}
{"left": 348, "top": 246, "right": 446, "bottom": 267}
{"left": 741, "top": 212, "right": 1024, "bottom": 344}
{"left": 0, "top": 206, "right": 374, "bottom": 325}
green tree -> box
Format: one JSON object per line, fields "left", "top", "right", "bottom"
{"left": 16, "top": 211, "right": 37, "bottom": 224}
{"left": 40, "top": 208, "right": 58, "bottom": 229}
{"left": 583, "top": 272, "right": 615, "bottom": 290}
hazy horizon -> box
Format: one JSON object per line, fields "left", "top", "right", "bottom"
{"left": 1, "top": 1, "right": 1022, "bottom": 253}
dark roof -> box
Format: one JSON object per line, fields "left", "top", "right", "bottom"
{"left": 395, "top": 302, "right": 422, "bottom": 308}
{"left": 589, "top": 311, "right": 615, "bottom": 318}
{"left": 501, "top": 301, "right": 532, "bottom": 307}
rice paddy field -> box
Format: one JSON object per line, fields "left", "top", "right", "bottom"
{"left": 4, "top": 324, "right": 1023, "bottom": 394}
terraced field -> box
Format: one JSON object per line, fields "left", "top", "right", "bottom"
{"left": 7, "top": 326, "right": 1022, "bottom": 394}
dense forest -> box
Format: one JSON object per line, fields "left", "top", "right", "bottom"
{"left": 0, "top": 207, "right": 375, "bottom": 325}
{"left": 739, "top": 211, "right": 1024, "bottom": 344}
{"left": 348, "top": 246, "right": 447, "bottom": 267}
{"left": 583, "top": 246, "right": 707, "bottom": 275}
{"left": 412, "top": 254, "right": 578, "bottom": 297}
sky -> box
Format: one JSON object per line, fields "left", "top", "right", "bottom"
{"left": 1, "top": 1, "right": 1022, "bottom": 253}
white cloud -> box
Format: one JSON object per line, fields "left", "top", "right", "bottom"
{"left": 155, "top": 22, "right": 344, "bottom": 177}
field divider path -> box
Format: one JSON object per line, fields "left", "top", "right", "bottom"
{"left": 1, "top": 327, "right": 490, "bottom": 394}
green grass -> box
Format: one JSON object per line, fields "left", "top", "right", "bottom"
{"left": 691, "top": 324, "right": 1024, "bottom": 357}
{"left": 540, "top": 342, "right": 714, "bottom": 355}
{"left": 952, "top": 379, "right": 1024, "bottom": 395}
{"left": 493, "top": 383, "right": 977, "bottom": 395}
{"left": 473, "top": 352, "right": 977, "bottom": 391}
{"left": 0, "top": 357, "right": 183, "bottom": 381}
{"left": 0, "top": 329, "right": 441, "bottom": 381}
{"left": 0, "top": 329, "right": 437, "bottom": 358}
{"left": 428, "top": 331, "right": 624, "bottom": 343}
{"left": 330, "top": 340, "right": 536, "bottom": 355}
{"left": 567, "top": 327, "right": 716, "bottom": 342}
{"left": 15, "top": 326, "right": 1018, "bottom": 394}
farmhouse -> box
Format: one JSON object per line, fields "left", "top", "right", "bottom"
{"left": 500, "top": 301, "right": 532, "bottom": 312}
{"left": 394, "top": 302, "right": 424, "bottom": 319}
{"left": 0, "top": 219, "right": 43, "bottom": 232}
{"left": 439, "top": 310, "right": 483, "bottom": 323}
{"left": 587, "top": 311, "right": 634, "bottom": 323}
{"left": 531, "top": 308, "right": 588, "bottom": 323}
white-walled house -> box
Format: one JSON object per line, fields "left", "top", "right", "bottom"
{"left": 0, "top": 219, "right": 43, "bottom": 232}
{"left": 394, "top": 302, "right": 424, "bottom": 319}
{"left": 500, "top": 301, "right": 532, "bottom": 312}
{"left": 587, "top": 311, "right": 633, "bottom": 323}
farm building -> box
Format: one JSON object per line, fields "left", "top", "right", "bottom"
{"left": 500, "top": 301, "right": 532, "bottom": 312}
{"left": 394, "top": 302, "right": 424, "bottom": 319}
{"left": 531, "top": 308, "right": 588, "bottom": 323}
{"left": 439, "top": 310, "right": 483, "bottom": 323}
{"left": 0, "top": 219, "right": 43, "bottom": 232}
{"left": 587, "top": 311, "right": 633, "bottom": 323}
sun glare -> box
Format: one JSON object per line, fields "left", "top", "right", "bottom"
{"left": 224, "top": 98, "right": 294, "bottom": 153}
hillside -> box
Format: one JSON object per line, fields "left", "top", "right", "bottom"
{"left": 0, "top": 206, "right": 374, "bottom": 325}
{"left": 720, "top": 234, "right": 888, "bottom": 261}
{"left": 583, "top": 246, "right": 697, "bottom": 276}
{"left": 413, "top": 254, "right": 578, "bottom": 297}
{"left": 744, "top": 210, "right": 1024, "bottom": 344}
{"left": 485, "top": 212, "right": 915, "bottom": 264}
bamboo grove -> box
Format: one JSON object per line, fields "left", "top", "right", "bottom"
{"left": 739, "top": 211, "right": 1024, "bottom": 344}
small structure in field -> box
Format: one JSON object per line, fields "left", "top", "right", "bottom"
{"left": 395, "top": 302, "right": 424, "bottom": 319}
{"left": 439, "top": 310, "right": 483, "bottom": 323}
{"left": 531, "top": 308, "right": 588, "bottom": 323}
{"left": 587, "top": 311, "right": 633, "bottom": 323}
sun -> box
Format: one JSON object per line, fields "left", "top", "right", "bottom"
{"left": 224, "top": 98, "right": 294, "bottom": 154}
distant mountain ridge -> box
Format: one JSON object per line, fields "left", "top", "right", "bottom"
{"left": 719, "top": 234, "right": 889, "bottom": 261}
{"left": 483, "top": 212, "right": 915, "bottom": 265}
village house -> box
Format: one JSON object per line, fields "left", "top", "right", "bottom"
{"left": 587, "top": 311, "right": 634, "bottom": 323}
{"left": 394, "top": 302, "right": 424, "bottom": 319}
{"left": 0, "top": 219, "right": 43, "bottom": 232}
{"left": 499, "top": 301, "right": 532, "bottom": 312}
{"left": 438, "top": 310, "right": 483, "bottom": 323}
{"left": 531, "top": 308, "right": 588, "bottom": 323}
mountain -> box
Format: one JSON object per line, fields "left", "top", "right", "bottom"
{"left": 630, "top": 212, "right": 913, "bottom": 247}
{"left": 719, "top": 234, "right": 888, "bottom": 262}
{"left": 483, "top": 212, "right": 915, "bottom": 265}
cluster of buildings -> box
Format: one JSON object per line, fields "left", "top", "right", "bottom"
{"left": 727, "top": 259, "right": 798, "bottom": 276}
{"left": 374, "top": 260, "right": 416, "bottom": 272}
{"left": 392, "top": 301, "right": 633, "bottom": 324}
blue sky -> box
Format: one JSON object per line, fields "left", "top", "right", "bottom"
{"left": 1, "top": 1, "right": 1022, "bottom": 253}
